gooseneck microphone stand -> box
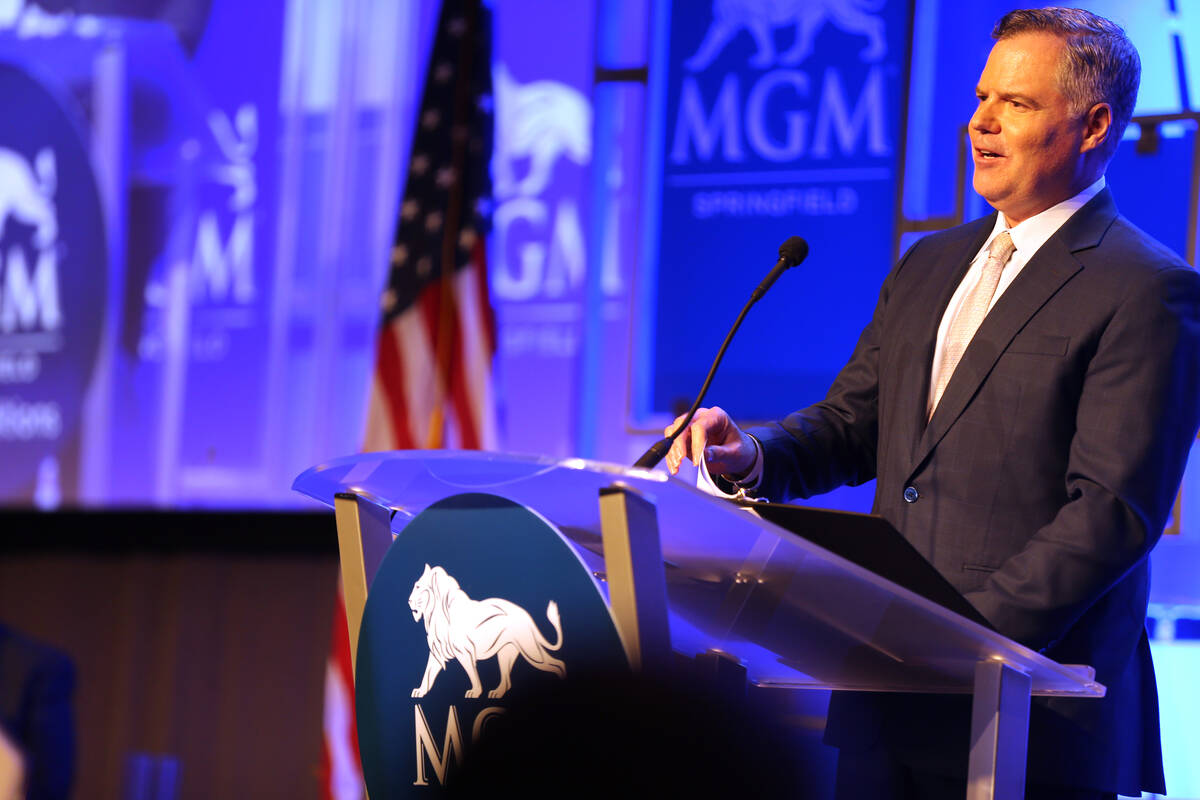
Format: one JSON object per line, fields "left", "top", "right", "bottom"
{"left": 632, "top": 236, "right": 809, "bottom": 470}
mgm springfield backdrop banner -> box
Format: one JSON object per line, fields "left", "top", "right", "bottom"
{"left": 641, "top": 0, "right": 910, "bottom": 421}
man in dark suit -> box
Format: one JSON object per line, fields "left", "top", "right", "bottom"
{"left": 0, "top": 625, "right": 75, "bottom": 800}
{"left": 666, "top": 8, "right": 1200, "bottom": 799}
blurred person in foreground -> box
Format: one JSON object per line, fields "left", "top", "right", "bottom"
{"left": 0, "top": 624, "right": 74, "bottom": 800}
{"left": 445, "top": 671, "right": 819, "bottom": 799}
{"left": 0, "top": 726, "right": 22, "bottom": 800}
{"left": 667, "top": 8, "right": 1200, "bottom": 799}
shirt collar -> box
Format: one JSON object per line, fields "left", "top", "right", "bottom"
{"left": 981, "top": 176, "right": 1106, "bottom": 260}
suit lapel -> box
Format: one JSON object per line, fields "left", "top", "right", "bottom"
{"left": 891, "top": 217, "right": 993, "bottom": 466}
{"left": 908, "top": 189, "right": 1118, "bottom": 477}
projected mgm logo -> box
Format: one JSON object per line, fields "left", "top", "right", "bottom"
{"left": 491, "top": 64, "right": 613, "bottom": 309}
{"left": 0, "top": 63, "right": 108, "bottom": 498}
{"left": 671, "top": 0, "right": 892, "bottom": 166}
{"left": 0, "top": 147, "right": 62, "bottom": 384}
{"left": 191, "top": 104, "right": 257, "bottom": 307}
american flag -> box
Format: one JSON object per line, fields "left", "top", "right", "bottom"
{"left": 320, "top": 2, "right": 496, "bottom": 797}
{"left": 363, "top": 0, "right": 497, "bottom": 452}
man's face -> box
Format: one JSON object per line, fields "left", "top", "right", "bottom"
{"left": 969, "top": 32, "right": 1093, "bottom": 225}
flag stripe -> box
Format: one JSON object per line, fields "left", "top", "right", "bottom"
{"left": 471, "top": 237, "right": 496, "bottom": 355}
{"left": 454, "top": 256, "right": 496, "bottom": 448}
{"left": 321, "top": 584, "right": 363, "bottom": 800}
{"left": 365, "top": 323, "right": 409, "bottom": 451}
{"left": 397, "top": 308, "right": 438, "bottom": 447}
{"left": 362, "top": 377, "right": 398, "bottom": 453}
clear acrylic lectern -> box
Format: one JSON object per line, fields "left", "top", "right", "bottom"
{"left": 294, "top": 450, "right": 1105, "bottom": 800}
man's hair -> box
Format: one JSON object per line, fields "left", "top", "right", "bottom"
{"left": 994, "top": 7, "right": 1140, "bottom": 154}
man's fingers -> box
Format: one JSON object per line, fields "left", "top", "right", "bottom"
{"left": 663, "top": 408, "right": 735, "bottom": 475}
{"left": 704, "top": 443, "right": 733, "bottom": 474}
{"left": 704, "top": 443, "right": 750, "bottom": 478}
{"left": 690, "top": 419, "right": 709, "bottom": 473}
{"left": 663, "top": 413, "right": 688, "bottom": 438}
{"left": 665, "top": 423, "right": 689, "bottom": 474}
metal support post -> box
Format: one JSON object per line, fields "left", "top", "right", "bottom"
{"left": 598, "top": 484, "right": 671, "bottom": 675}
{"left": 333, "top": 492, "right": 393, "bottom": 677}
{"left": 967, "top": 659, "right": 1032, "bottom": 800}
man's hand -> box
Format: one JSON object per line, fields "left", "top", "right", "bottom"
{"left": 664, "top": 406, "right": 756, "bottom": 478}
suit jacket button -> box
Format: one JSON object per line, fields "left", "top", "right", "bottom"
{"left": 903, "top": 486, "right": 919, "bottom": 503}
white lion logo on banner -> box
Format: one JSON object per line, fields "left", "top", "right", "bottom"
{"left": 685, "top": 0, "right": 888, "bottom": 71}
{"left": 492, "top": 62, "right": 591, "bottom": 199}
{"left": 0, "top": 147, "right": 56, "bottom": 248}
{"left": 409, "top": 564, "right": 566, "bottom": 699}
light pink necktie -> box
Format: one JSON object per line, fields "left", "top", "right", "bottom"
{"left": 929, "top": 231, "right": 1015, "bottom": 417}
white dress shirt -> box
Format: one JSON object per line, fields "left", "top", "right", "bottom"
{"left": 926, "top": 177, "right": 1106, "bottom": 416}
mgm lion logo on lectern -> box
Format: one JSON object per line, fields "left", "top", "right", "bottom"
{"left": 408, "top": 564, "right": 566, "bottom": 699}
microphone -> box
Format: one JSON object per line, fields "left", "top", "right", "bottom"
{"left": 632, "top": 236, "right": 809, "bottom": 470}
{"left": 750, "top": 236, "right": 809, "bottom": 304}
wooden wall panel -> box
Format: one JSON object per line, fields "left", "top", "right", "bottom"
{"left": 0, "top": 516, "right": 339, "bottom": 800}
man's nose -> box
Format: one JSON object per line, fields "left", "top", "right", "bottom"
{"left": 971, "top": 100, "right": 998, "bottom": 132}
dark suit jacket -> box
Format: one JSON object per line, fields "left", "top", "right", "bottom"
{"left": 749, "top": 189, "right": 1200, "bottom": 795}
{"left": 0, "top": 625, "right": 75, "bottom": 800}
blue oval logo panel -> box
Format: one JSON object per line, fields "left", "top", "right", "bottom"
{"left": 356, "top": 492, "right": 629, "bottom": 797}
{"left": 0, "top": 61, "right": 107, "bottom": 500}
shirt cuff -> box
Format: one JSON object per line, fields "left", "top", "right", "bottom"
{"left": 728, "top": 433, "right": 764, "bottom": 490}
{"left": 694, "top": 433, "right": 764, "bottom": 499}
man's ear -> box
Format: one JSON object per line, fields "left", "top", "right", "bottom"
{"left": 1080, "top": 102, "right": 1112, "bottom": 153}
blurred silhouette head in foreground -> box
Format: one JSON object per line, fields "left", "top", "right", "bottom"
{"left": 444, "top": 670, "right": 818, "bottom": 799}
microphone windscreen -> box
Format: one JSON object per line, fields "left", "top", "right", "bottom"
{"left": 778, "top": 236, "right": 809, "bottom": 268}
